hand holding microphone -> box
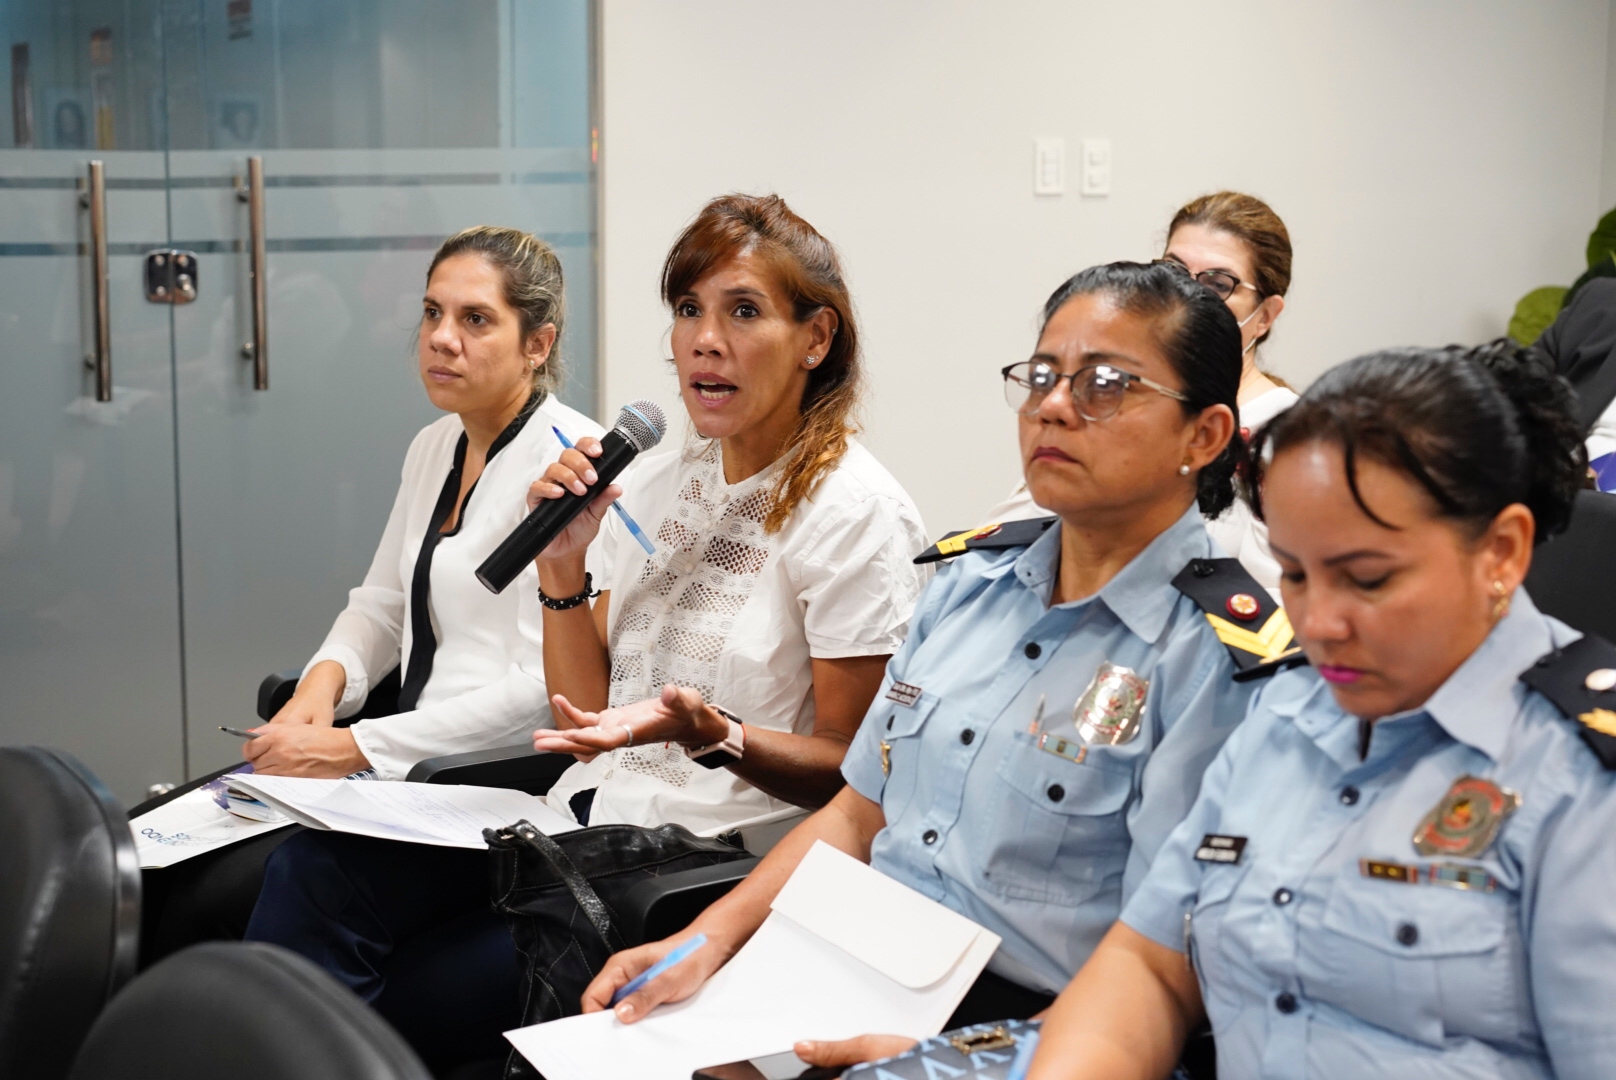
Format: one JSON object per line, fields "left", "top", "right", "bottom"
{"left": 475, "top": 400, "right": 667, "bottom": 594}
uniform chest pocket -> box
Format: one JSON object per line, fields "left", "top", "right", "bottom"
{"left": 868, "top": 692, "right": 940, "bottom": 808}
{"left": 977, "top": 735, "right": 1137, "bottom": 904}
{"left": 1300, "top": 874, "right": 1522, "bottom": 1048}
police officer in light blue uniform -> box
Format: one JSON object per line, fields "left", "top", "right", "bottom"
{"left": 848, "top": 502, "right": 1265, "bottom": 1000}
{"left": 581, "top": 262, "right": 1296, "bottom": 1075}
{"left": 1031, "top": 344, "right": 1616, "bottom": 1080}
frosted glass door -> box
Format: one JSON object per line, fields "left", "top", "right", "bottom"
{"left": 0, "top": 2, "right": 186, "bottom": 804}
{"left": 160, "top": 0, "right": 599, "bottom": 778}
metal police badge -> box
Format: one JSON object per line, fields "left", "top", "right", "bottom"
{"left": 1411, "top": 774, "right": 1521, "bottom": 859}
{"left": 1072, "top": 661, "right": 1149, "bottom": 746}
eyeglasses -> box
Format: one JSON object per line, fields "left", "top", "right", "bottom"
{"left": 1153, "top": 258, "right": 1260, "bottom": 302}
{"left": 1002, "top": 360, "right": 1189, "bottom": 421}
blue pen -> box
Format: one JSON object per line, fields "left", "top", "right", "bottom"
{"left": 612, "top": 932, "right": 707, "bottom": 1006}
{"left": 1004, "top": 1027, "right": 1041, "bottom": 1080}
{"left": 553, "top": 425, "right": 656, "bottom": 555}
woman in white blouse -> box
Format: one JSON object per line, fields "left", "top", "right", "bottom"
{"left": 985, "top": 191, "right": 1299, "bottom": 597}
{"left": 241, "top": 225, "right": 604, "bottom": 780}
{"left": 529, "top": 193, "right": 930, "bottom": 833}
{"left": 143, "top": 226, "right": 602, "bottom": 964}
{"left": 243, "top": 195, "right": 930, "bottom": 1068}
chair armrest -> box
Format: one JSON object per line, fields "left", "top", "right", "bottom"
{"left": 256, "top": 670, "right": 304, "bottom": 721}
{"left": 618, "top": 857, "right": 760, "bottom": 945}
{"left": 404, "top": 745, "right": 574, "bottom": 795}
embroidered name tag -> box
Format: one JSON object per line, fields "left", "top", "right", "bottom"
{"left": 885, "top": 681, "right": 923, "bottom": 707}
{"left": 1194, "top": 835, "right": 1247, "bottom": 864}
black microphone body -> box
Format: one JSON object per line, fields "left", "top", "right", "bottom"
{"left": 476, "top": 427, "right": 640, "bottom": 594}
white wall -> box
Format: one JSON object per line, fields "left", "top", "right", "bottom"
{"left": 600, "top": 0, "right": 1611, "bottom": 534}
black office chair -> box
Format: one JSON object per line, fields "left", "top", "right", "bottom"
{"left": 0, "top": 747, "right": 141, "bottom": 1080}
{"left": 1526, "top": 489, "right": 1616, "bottom": 641}
{"left": 67, "top": 942, "right": 433, "bottom": 1080}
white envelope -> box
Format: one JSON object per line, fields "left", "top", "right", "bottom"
{"left": 505, "top": 841, "right": 1002, "bottom": 1080}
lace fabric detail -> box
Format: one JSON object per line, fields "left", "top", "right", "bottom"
{"left": 605, "top": 443, "right": 777, "bottom": 786}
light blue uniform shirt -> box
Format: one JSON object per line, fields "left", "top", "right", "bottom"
{"left": 1123, "top": 590, "right": 1616, "bottom": 1079}
{"left": 841, "top": 507, "right": 1257, "bottom": 993}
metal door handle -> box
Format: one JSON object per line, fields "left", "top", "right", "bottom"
{"left": 237, "top": 155, "right": 268, "bottom": 390}
{"left": 80, "top": 160, "right": 111, "bottom": 401}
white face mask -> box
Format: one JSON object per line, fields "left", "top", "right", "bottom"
{"left": 1236, "top": 302, "right": 1264, "bottom": 355}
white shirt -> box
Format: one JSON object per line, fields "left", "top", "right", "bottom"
{"left": 304, "top": 396, "right": 607, "bottom": 780}
{"left": 545, "top": 437, "right": 931, "bottom": 835}
{"left": 981, "top": 387, "right": 1300, "bottom": 599}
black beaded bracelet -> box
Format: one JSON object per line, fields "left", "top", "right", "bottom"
{"left": 538, "top": 572, "right": 600, "bottom": 611}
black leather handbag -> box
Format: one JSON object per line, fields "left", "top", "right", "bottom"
{"left": 484, "top": 819, "right": 754, "bottom": 1079}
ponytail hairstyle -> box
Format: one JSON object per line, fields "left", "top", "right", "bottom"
{"left": 661, "top": 194, "right": 862, "bottom": 533}
{"left": 1168, "top": 191, "right": 1292, "bottom": 355}
{"left": 1248, "top": 340, "right": 1586, "bottom": 544}
{"left": 427, "top": 226, "right": 566, "bottom": 402}
{"left": 1039, "top": 261, "right": 1245, "bottom": 517}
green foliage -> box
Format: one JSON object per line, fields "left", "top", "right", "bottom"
{"left": 1565, "top": 253, "right": 1616, "bottom": 309}
{"left": 1588, "top": 207, "right": 1616, "bottom": 269}
{"left": 1508, "top": 286, "right": 1568, "bottom": 346}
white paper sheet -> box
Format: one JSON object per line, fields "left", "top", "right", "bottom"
{"left": 227, "top": 775, "right": 581, "bottom": 847}
{"left": 505, "top": 842, "right": 1000, "bottom": 1080}
{"left": 131, "top": 788, "right": 295, "bottom": 869}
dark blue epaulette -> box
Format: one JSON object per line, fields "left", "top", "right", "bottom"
{"left": 914, "top": 517, "right": 1058, "bottom": 565}
{"left": 1171, "top": 558, "right": 1306, "bottom": 681}
{"left": 1519, "top": 633, "right": 1616, "bottom": 769}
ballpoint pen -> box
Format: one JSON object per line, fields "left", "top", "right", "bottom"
{"left": 612, "top": 932, "right": 707, "bottom": 1005}
{"left": 553, "top": 425, "right": 656, "bottom": 555}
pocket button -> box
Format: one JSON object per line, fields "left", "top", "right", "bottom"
{"left": 1396, "top": 922, "right": 1419, "bottom": 947}
{"left": 1047, "top": 784, "right": 1065, "bottom": 803}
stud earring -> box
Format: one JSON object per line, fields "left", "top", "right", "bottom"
{"left": 1491, "top": 579, "right": 1511, "bottom": 620}
{"left": 805, "top": 355, "right": 819, "bottom": 367}
{"left": 1178, "top": 463, "right": 1191, "bottom": 476}
{"left": 528, "top": 357, "right": 540, "bottom": 371}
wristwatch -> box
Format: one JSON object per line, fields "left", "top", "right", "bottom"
{"left": 684, "top": 704, "right": 746, "bottom": 769}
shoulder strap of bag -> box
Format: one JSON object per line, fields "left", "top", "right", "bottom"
{"left": 506, "top": 821, "right": 628, "bottom": 953}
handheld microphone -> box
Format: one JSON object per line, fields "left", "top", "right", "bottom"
{"left": 475, "top": 400, "right": 668, "bottom": 594}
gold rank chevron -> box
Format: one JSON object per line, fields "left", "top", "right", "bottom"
{"left": 935, "top": 523, "right": 1000, "bottom": 557}
{"left": 1202, "top": 608, "right": 1297, "bottom": 662}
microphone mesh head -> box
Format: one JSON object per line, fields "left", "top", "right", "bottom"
{"left": 615, "top": 400, "right": 668, "bottom": 452}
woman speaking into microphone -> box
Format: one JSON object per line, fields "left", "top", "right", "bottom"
{"left": 245, "top": 193, "right": 930, "bottom": 1069}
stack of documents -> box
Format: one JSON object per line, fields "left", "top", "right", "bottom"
{"left": 131, "top": 776, "right": 582, "bottom": 868}
{"left": 131, "top": 787, "right": 295, "bottom": 869}
{"left": 505, "top": 842, "right": 1002, "bottom": 1080}
{"left": 225, "top": 775, "right": 582, "bottom": 847}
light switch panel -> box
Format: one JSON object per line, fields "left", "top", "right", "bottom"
{"left": 1080, "top": 138, "right": 1111, "bottom": 196}
{"left": 1034, "top": 137, "right": 1064, "bottom": 196}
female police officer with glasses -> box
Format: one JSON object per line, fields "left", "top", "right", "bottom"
{"left": 573, "top": 261, "right": 1295, "bottom": 1074}
{"left": 1029, "top": 342, "right": 1616, "bottom": 1080}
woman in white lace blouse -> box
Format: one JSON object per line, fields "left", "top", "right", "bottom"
{"left": 531, "top": 192, "right": 931, "bottom": 834}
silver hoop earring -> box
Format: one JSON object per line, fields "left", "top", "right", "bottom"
{"left": 805, "top": 356, "right": 819, "bottom": 367}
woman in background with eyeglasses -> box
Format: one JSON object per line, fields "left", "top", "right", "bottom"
{"left": 988, "top": 192, "right": 1298, "bottom": 598}
{"left": 573, "top": 262, "right": 1283, "bottom": 1076}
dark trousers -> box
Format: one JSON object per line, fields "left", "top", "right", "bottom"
{"left": 947, "top": 969, "right": 1056, "bottom": 1028}
{"left": 244, "top": 830, "right": 520, "bottom": 1067}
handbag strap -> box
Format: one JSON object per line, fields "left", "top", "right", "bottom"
{"left": 510, "top": 821, "right": 628, "bottom": 954}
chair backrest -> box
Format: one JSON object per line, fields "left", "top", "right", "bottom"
{"left": 0, "top": 747, "right": 140, "bottom": 1080}
{"left": 1525, "top": 490, "right": 1616, "bottom": 643}
{"left": 67, "top": 942, "right": 433, "bottom": 1080}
